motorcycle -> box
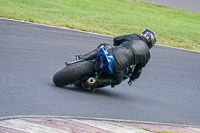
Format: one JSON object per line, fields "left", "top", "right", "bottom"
{"left": 53, "top": 45, "right": 132, "bottom": 92}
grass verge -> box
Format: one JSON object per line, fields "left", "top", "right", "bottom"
{"left": 0, "top": 0, "right": 199, "bottom": 51}
{"left": 154, "top": 131, "right": 178, "bottom": 133}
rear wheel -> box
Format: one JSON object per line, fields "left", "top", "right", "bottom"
{"left": 53, "top": 61, "right": 95, "bottom": 87}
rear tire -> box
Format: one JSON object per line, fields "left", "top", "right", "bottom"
{"left": 53, "top": 61, "right": 95, "bottom": 87}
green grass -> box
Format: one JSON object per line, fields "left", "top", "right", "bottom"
{"left": 142, "top": 128, "right": 179, "bottom": 133}
{"left": 155, "top": 130, "right": 178, "bottom": 133}
{"left": 0, "top": 0, "right": 199, "bottom": 51}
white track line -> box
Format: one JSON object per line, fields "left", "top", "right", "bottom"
{"left": 0, "top": 17, "right": 199, "bottom": 53}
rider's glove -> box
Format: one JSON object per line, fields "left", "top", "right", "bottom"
{"left": 128, "top": 80, "right": 135, "bottom": 86}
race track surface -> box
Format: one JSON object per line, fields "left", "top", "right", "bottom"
{"left": 0, "top": 18, "right": 200, "bottom": 126}
{"left": 142, "top": 0, "right": 200, "bottom": 12}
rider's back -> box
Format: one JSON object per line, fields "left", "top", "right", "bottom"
{"left": 108, "top": 33, "right": 150, "bottom": 71}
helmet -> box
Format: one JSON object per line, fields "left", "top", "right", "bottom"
{"left": 140, "top": 29, "right": 157, "bottom": 48}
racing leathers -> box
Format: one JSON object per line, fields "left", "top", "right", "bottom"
{"left": 78, "top": 33, "right": 151, "bottom": 87}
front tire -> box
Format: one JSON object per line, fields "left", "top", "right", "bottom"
{"left": 53, "top": 61, "right": 95, "bottom": 87}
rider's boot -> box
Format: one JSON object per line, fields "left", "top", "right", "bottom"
{"left": 76, "top": 49, "right": 97, "bottom": 61}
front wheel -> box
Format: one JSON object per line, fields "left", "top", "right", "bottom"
{"left": 53, "top": 61, "right": 95, "bottom": 87}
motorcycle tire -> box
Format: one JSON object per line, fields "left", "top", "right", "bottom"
{"left": 53, "top": 61, "right": 95, "bottom": 87}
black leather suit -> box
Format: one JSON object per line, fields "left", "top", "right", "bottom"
{"left": 85, "top": 33, "right": 151, "bottom": 87}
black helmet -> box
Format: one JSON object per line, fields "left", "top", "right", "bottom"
{"left": 140, "top": 29, "right": 157, "bottom": 48}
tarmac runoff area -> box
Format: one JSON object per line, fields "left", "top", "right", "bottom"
{"left": 0, "top": 116, "right": 200, "bottom": 133}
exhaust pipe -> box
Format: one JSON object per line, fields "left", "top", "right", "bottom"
{"left": 87, "top": 77, "right": 96, "bottom": 85}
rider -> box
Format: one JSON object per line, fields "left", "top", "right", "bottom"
{"left": 76, "top": 29, "right": 157, "bottom": 88}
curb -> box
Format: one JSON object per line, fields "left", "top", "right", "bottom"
{"left": 0, "top": 116, "right": 200, "bottom": 133}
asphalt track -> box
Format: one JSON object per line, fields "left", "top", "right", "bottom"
{"left": 142, "top": 0, "right": 200, "bottom": 13}
{"left": 0, "top": 18, "right": 200, "bottom": 126}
